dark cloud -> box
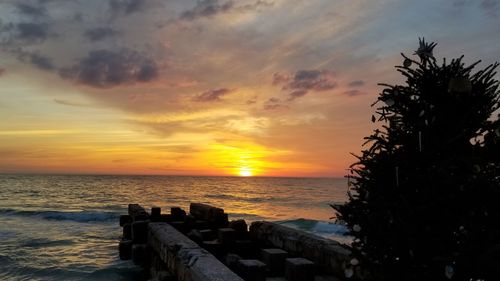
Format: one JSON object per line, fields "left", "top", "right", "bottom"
{"left": 29, "top": 53, "right": 55, "bottom": 70}
{"left": 263, "top": 97, "right": 287, "bottom": 110}
{"left": 15, "top": 3, "right": 47, "bottom": 17}
{"left": 180, "top": 0, "right": 273, "bottom": 20}
{"left": 274, "top": 70, "right": 336, "bottom": 92}
{"left": 109, "top": 0, "right": 146, "bottom": 14}
{"left": 287, "top": 90, "right": 308, "bottom": 101}
{"left": 272, "top": 69, "right": 337, "bottom": 100}
{"left": 181, "top": 0, "right": 234, "bottom": 20}
{"left": 481, "top": 0, "right": 498, "bottom": 17}
{"left": 193, "top": 88, "right": 232, "bottom": 102}
{"left": 59, "top": 49, "right": 159, "bottom": 88}
{"left": 15, "top": 22, "right": 49, "bottom": 42}
{"left": 288, "top": 70, "right": 336, "bottom": 91}
{"left": 343, "top": 90, "right": 365, "bottom": 97}
{"left": 348, "top": 80, "right": 365, "bottom": 87}
{"left": 84, "top": 27, "right": 118, "bottom": 42}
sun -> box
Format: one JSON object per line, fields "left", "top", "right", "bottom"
{"left": 238, "top": 167, "right": 253, "bottom": 177}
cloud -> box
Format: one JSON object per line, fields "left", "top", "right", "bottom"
{"left": 263, "top": 97, "right": 287, "bottom": 110}
{"left": 29, "top": 53, "right": 55, "bottom": 70}
{"left": 84, "top": 27, "right": 118, "bottom": 42}
{"left": 15, "top": 22, "right": 49, "bottom": 42}
{"left": 15, "top": 3, "right": 47, "bottom": 18}
{"left": 109, "top": 0, "right": 147, "bottom": 15}
{"left": 273, "top": 70, "right": 337, "bottom": 92}
{"left": 481, "top": 0, "right": 498, "bottom": 17}
{"left": 273, "top": 69, "right": 337, "bottom": 100}
{"left": 59, "top": 49, "right": 159, "bottom": 88}
{"left": 287, "top": 90, "right": 308, "bottom": 101}
{"left": 193, "top": 88, "right": 232, "bottom": 102}
{"left": 180, "top": 0, "right": 234, "bottom": 21}
{"left": 54, "top": 99, "right": 93, "bottom": 107}
{"left": 348, "top": 80, "right": 365, "bottom": 87}
{"left": 180, "top": 0, "right": 273, "bottom": 20}
{"left": 343, "top": 90, "right": 365, "bottom": 97}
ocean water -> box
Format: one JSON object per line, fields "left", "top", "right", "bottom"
{"left": 0, "top": 174, "right": 349, "bottom": 281}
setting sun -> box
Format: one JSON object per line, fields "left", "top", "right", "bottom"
{"left": 238, "top": 167, "right": 253, "bottom": 177}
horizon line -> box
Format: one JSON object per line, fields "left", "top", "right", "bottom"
{"left": 0, "top": 171, "right": 345, "bottom": 180}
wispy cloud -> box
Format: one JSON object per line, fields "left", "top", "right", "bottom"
{"left": 193, "top": 88, "right": 233, "bottom": 102}
{"left": 180, "top": 0, "right": 273, "bottom": 20}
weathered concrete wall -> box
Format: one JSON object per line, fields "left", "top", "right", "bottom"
{"left": 249, "top": 221, "right": 351, "bottom": 276}
{"left": 148, "top": 222, "right": 244, "bottom": 281}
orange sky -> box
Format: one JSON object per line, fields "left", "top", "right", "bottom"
{"left": 0, "top": 0, "right": 499, "bottom": 177}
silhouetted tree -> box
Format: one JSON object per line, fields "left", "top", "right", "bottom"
{"left": 334, "top": 39, "right": 500, "bottom": 280}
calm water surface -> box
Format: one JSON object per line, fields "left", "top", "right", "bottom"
{"left": 0, "top": 175, "right": 348, "bottom": 281}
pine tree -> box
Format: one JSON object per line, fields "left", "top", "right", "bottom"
{"left": 334, "top": 39, "right": 500, "bottom": 280}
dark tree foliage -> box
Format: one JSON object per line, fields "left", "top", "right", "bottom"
{"left": 334, "top": 39, "right": 500, "bottom": 280}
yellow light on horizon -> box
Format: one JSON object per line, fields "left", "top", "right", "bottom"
{"left": 239, "top": 167, "right": 253, "bottom": 177}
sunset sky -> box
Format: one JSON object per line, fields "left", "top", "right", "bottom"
{"left": 0, "top": 0, "right": 499, "bottom": 177}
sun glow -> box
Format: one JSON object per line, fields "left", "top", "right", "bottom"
{"left": 239, "top": 167, "right": 253, "bottom": 177}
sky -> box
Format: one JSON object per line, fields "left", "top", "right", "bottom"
{"left": 0, "top": 0, "right": 499, "bottom": 177}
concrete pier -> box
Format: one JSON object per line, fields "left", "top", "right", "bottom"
{"left": 118, "top": 203, "right": 349, "bottom": 281}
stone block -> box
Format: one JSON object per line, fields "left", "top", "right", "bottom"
{"left": 237, "top": 259, "right": 266, "bottom": 281}
{"left": 194, "top": 220, "right": 210, "bottom": 229}
{"left": 229, "top": 220, "right": 248, "bottom": 235}
{"left": 170, "top": 221, "right": 187, "bottom": 233}
{"left": 261, "top": 248, "right": 288, "bottom": 275}
{"left": 225, "top": 253, "right": 242, "bottom": 270}
{"left": 218, "top": 228, "right": 237, "bottom": 246}
{"left": 159, "top": 214, "right": 171, "bottom": 222}
{"left": 184, "top": 214, "right": 196, "bottom": 227}
{"left": 199, "top": 229, "right": 215, "bottom": 241}
{"left": 234, "top": 240, "right": 254, "bottom": 257}
{"left": 203, "top": 240, "right": 223, "bottom": 257}
{"left": 190, "top": 203, "right": 228, "bottom": 228}
{"left": 214, "top": 213, "right": 229, "bottom": 228}
{"left": 120, "top": 215, "right": 132, "bottom": 226}
{"left": 171, "top": 207, "right": 186, "bottom": 221}
{"left": 123, "top": 223, "right": 132, "bottom": 240}
{"left": 132, "top": 220, "right": 149, "bottom": 243}
{"left": 190, "top": 203, "right": 224, "bottom": 221}
{"left": 119, "top": 239, "right": 133, "bottom": 260}
{"left": 151, "top": 207, "right": 161, "bottom": 222}
{"left": 132, "top": 243, "right": 148, "bottom": 266}
{"left": 187, "top": 229, "right": 203, "bottom": 244}
{"left": 128, "top": 204, "right": 149, "bottom": 221}
{"left": 285, "top": 258, "right": 314, "bottom": 281}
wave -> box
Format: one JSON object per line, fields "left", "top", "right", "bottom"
{"left": 204, "top": 193, "right": 277, "bottom": 203}
{"left": 0, "top": 208, "right": 120, "bottom": 223}
{"left": 20, "top": 238, "right": 75, "bottom": 248}
{"left": 276, "top": 218, "right": 349, "bottom": 236}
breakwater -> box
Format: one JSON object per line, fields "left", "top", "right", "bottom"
{"left": 118, "top": 203, "right": 351, "bottom": 281}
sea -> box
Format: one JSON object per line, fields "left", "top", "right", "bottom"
{"left": 0, "top": 174, "right": 350, "bottom": 281}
